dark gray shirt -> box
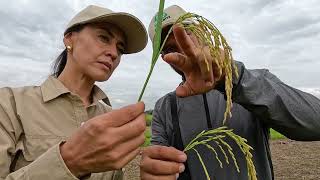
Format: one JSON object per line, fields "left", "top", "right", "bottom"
{"left": 151, "top": 62, "right": 320, "bottom": 180}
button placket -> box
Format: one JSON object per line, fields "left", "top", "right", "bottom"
{"left": 69, "top": 94, "right": 89, "bottom": 127}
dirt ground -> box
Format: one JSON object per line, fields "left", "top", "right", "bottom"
{"left": 270, "top": 140, "right": 320, "bottom": 180}
{"left": 124, "top": 139, "right": 320, "bottom": 180}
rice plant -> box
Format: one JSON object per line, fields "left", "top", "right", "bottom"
{"left": 137, "top": 0, "right": 165, "bottom": 101}
{"left": 183, "top": 127, "right": 257, "bottom": 180}
{"left": 139, "top": 1, "right": 257, "bottom": 179}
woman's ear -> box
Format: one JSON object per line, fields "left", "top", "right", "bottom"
{"left": 63, "top": 32, "right": 73, "bottom": 48}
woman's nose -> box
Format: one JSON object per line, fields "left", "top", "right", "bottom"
{"left": 105, "top": 42, "right": 119, "bottom": 61}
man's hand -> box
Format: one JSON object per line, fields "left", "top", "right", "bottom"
{"left": 60, "top": 102, "right": 146, "bottom": 177}
{"left": 163, "top": 24, "right": 224, "bottom": 97}
{"left": 140, "top": 145, "right": 187, "bottom": 180}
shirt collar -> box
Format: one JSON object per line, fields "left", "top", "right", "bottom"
{"left": 41, "top": 76, "right": 109, "bottom": 104}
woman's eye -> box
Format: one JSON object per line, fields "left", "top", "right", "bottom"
{"left": 117, "top": 47, "right": 125, "bottom": 55}
{"left": 98, "top": 35, "right": 110, "bottom": 43}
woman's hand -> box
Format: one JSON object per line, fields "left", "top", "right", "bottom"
{"left": 60, "top": 102, "right": 146, "bottom": 177}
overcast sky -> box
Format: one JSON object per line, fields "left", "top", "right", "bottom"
{"left": 0, "top": 0, "right": 319, "bottom": 109}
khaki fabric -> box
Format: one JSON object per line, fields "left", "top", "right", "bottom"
{"left": 65, "top": 5, "right": 147, "bottom": 54}
{"left": 0, "top": 76, "right": 124, "bottom": 180}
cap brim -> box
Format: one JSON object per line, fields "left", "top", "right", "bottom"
{"left": 67, "top": 13, "right": 148, "bottom": 54}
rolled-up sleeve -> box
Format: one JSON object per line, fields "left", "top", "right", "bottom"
{"left": 5, "top": 143, "right": 80, "bottom": 180}
{"left": 0, "top": 87, "right": 21, "bottom": 179}
{"left": 2, "top": 143, "right": 80, "bottom": 180}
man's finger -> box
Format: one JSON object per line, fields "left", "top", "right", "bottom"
{"left": 140, "top": 156, "right": 184, "bottom": 176}
{"left": 163, "top": 52, "right": 188, "bottom": 73}
{"left": 173, "top": 24, "right": 197, "bottom": 59}
{"left": 102, "top": 102, "right": 145, "bottom": 127}
{"left": 143, "top": 146, "right": 187, "bottom": 163}
{"left": 187, "top": 28, "right": 201, "bottom": 47}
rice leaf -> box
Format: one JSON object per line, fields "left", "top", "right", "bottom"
{"left": 138, "top": 0, "right": 165, "bottom": 101}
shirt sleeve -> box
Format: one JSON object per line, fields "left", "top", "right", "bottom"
{"left": 218, "top": 61, "right": 320, "bottom": 140}
{"left": 0, "top": 87, "right": 79, "bottom": 180}
{"left": 0, "top": 87, "right": 22, "bottom": 179}
{"left": 4, "top": 143, "right": 82, "bottom": 180}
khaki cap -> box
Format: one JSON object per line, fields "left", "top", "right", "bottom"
{"left": 148, "top": 5, "right": 187, "bottom": 43}
{"left": 65, "top": 5, "right": 147, "bottom": 54}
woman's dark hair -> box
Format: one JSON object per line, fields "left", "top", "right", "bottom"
{"left": 52, "top": 24, "right": 86, "bottom": 77}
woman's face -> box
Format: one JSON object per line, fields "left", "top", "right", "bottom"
{"left": 65, "top": 23, "right": 126, "bottom": 82}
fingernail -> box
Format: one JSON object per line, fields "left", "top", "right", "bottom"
{"left": 179, "top": 164, "right": 185, "bottom": 173}
{"left": 178, "top": 154, "right": 187, "bottom": 161}
{"left": 176, "top": 173, "right": 180, "bottom": 179}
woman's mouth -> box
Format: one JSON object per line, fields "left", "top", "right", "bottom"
{"left": 97, "top": 61, "right": 112, "bottom": 71}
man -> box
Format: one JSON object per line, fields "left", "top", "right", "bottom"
{"left": 140, "top": 5, "right": 320, "bottom": 180}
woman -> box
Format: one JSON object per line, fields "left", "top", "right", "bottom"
{"left": 0, "top": 5, "right": 147, "bottom": 180}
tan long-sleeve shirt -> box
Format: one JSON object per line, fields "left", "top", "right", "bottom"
{"left": 0, "top": 76, "right": 124, "bottom": 180}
